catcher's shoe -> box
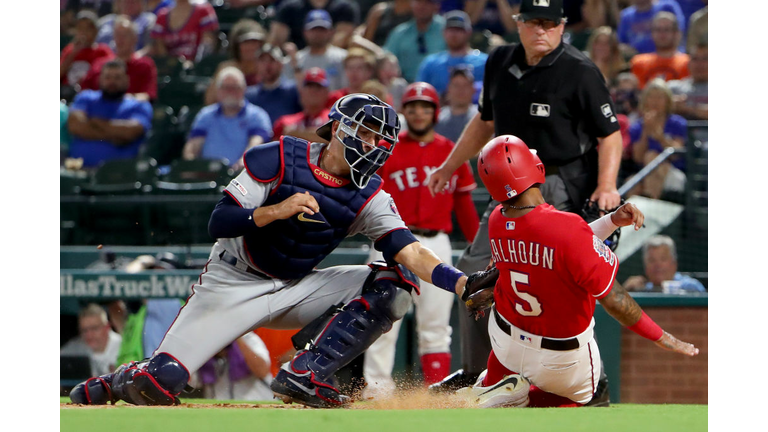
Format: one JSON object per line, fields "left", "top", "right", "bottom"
{"left": 69, "top": 373, "right": 116, "bottom": 405}
{"left": 271, "top": 355, "right": 351, "bottom": 409}
{"left": 455, "top": 374, "right": 531, "bottom": 408}
{"left": 428, "top": 369, "right": 481, "bottom": 394}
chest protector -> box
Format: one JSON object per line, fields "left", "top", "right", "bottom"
{"left": 241, "top": 136, "right": 382, "bottom": 280}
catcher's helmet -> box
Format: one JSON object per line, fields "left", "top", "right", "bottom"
{"left": 477, "top": 135, "right": 546, "bottom": 203}
{"left": 401, "top": 82, "right": 440, "bottom": 122}
{"left": 317, "top": 93, "right": 400, "bottom": 189}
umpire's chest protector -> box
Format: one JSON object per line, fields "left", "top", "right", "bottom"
{"left": 242, "top": 136, "right": 382, "bottom": 280}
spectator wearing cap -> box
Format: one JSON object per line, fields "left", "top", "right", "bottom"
{"left": 269, "top": 0, "right": 361, "bottom": 50}
{"left": 415, "top": 10, "right": 487, "bottom": 98}
{"left": 81, "top": 16, "right": 159, "bottom": 102}
{"left": 61, "top": 11, "right": 114, "bottom": 87}
{"left": 326, "top": 48, "right": 377, "bottom": 107}
{"left": 95, "top": 0, "right": 156, "bottom": 53}
{"left": 67, "top": 59, "right": 153, "bottom": 168}
{"left": 383, "top": 0, "right": 446, "bottom": 83}
{"left": 284, "top": 10, "right": 348, "bottom": 92}
{"left": 272, "top": 68, "right": 332, "bottom": 142}
{"left": 204, "top": 21, "right": 267, "bottom": 105}
{"left": 434, "top": 67, "right": 478, "bottom": 143}
{"left": 183, "top": 67, "right": 273, "bottom": 171}
{"left": 463, "top": 0, "right": 519, "bottom": 37}
{"left": 62, "top": 0, "right": 116, "bottom": 34}
{"left": 361, "top": 0, "right": 413, "bottom": 47}
{"left": 618, "top": 0, "right": 686, "bottom": 56}
{"left": 245, "top": 45, "right": 302, "bottom": 127}
{"left": 149, "top": 0, "right": 219, "bottom": 62}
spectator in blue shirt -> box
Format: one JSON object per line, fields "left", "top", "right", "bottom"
{"left": 629, "top": 78, "right": 687, "bottom": 199}
{"left": 624, "top": 235, "right": 706, "bottom": 293}
{"left": 618, "top": 0, "right": 686, "bottom": 55}
{"left": 434, "top": 66, "right": 478, "bottom": 143}
{"left": 416, "top": 10, "right": 487, "bottom": 99}
{"left": 67, "top": 59, "right": 153, "bottom": 169}
{"left": 383, "top": 0, "right": 446, "bottom": 82}
{"left": 245, "top": 44, "right": 302, "bottom": 129}
{"left": 95, "top": 0, "right": 156, "bottom": 52}
{"left": 183, "top": 67, "right": 273, "bottom": 171}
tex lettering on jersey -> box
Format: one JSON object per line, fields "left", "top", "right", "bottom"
{"left": 240, "top": 136, "right": 382, "bottom": 280}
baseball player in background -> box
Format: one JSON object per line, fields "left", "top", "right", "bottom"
{"left": 363, "top": 82, "right": 479, "bottom": 399}
{"left": 69, "top": 93, "right": 479, "bottom": 409}
{"left": 455, "top": 136, "right": 699, "bottom": 408}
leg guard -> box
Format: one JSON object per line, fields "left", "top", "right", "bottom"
{"left": 111, "top": 352, "right": 190, "bottom": 406}
{"left": 271, "top": 262, "right": 415, "bottom": 407}
{"left": 301, "top": 263, "right": 414, "bottom": 382}
{"left": 69, "top": 374, "right": 116, "bottom": 405}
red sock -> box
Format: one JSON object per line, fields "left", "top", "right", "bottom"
{"left": 420, "top": 352, "right": 451, "bottom": 385}
{"left": 482, "top": 350, "right": 516, "bottom": 386}
{"left": 528, "top": 386, "right": 583, "bottom": 408}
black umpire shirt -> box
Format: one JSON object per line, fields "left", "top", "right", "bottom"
{"left": 480, "top": 42, "right": 620, "bottom": 205}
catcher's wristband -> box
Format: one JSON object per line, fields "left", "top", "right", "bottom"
{"left": 431, "top": 263, "right": 464, "bottom": 294}
{"left": 627, "top": 311, "right": 664, "bottom": 341}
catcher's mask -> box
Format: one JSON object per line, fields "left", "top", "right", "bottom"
{"left": 317, "top": 93, "right": 400, "bottom": 189}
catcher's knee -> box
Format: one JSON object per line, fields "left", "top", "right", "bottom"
{"left": 364, "top": 261, "right": 417, "bottom": 323}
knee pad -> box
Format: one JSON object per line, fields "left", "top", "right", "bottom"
{"left": 111, "top": 353, "right": 190, "bottom": 406}
{"left": 362, "top": 278, "right": 412, "bottom": 324}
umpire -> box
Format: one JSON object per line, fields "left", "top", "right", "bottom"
{"left": 427, "top": 0, "right": 622, "bottom": 406}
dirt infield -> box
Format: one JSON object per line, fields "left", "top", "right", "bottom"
{"left": 60, "top": 388, "right": 473, "bottom": 410}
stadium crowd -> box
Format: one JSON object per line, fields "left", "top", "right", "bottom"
{"left": 60, "top": 0, "right": 708, "bottom": 402}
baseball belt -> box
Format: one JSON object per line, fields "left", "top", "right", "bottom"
{"left": 407, "top": 226, "right": 443, "bottom": 238}
{"left": 492, "top": 306, "right": 581, "bottom": 351}
{"left": 219, "top": 250, "right": 270, "bottom": 279}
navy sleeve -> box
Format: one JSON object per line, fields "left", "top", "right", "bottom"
{"left": 208, "top": 194, "right": 258, "bottom": 239}
{"left": 375, "top": 228, "right": 419, "bottom": 265}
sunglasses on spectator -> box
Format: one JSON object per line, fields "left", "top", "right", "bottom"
{"left": 517, "top": 18, "right": 561, "bottom": 31}
{"left": 417, "top": 34, "right": 427, "bottom": 55}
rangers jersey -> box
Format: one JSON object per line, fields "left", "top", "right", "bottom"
{"left": 489, "top": 204, "right": 619, "bottom": 338}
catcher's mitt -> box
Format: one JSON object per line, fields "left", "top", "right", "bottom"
{"left": 462, "top": 266, "right": 499, "bottom": 320}
{"left": 581, "top": 198, "right": 624, "bottom": 251}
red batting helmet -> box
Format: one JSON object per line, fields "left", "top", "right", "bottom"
{"left": 477, "top": 135, "right": 546, "bottom": 203}
{"left": 401, "top": 82, "right": 440, "bottom": 122}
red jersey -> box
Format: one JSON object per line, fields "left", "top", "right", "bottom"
{"left": 272, "top": 109, "right": 330, "bottom": 139}
{"left": 80, "top": 54, "right": 159, "bottom": 100}
{"left": 489, "top": 204, "right": 618, "bottom": 338}
{"left": 378, "top": 131, "right": 476, "bottom": 234}
{"left": 150, "top": 3, "right": 219, "bottom": 61}
{"left": 60, "top": 43, "right": 114, "bottom": 85}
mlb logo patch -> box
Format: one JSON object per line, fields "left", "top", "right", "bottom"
{"left": 506, "top": 221, "right": 516, "bottom": 230}
{"left": 601, "top": 103, "right": 613, "bottom": 118}
{"left": 505, "top": 185, "right": 517, "bottom": 198}
{"left": 231, "top": 179, "right": 248, "bottom": 195}
{"left": 389, "top": 198, "right": 400, "bottom": 215}
{"left": 530, "top": 103, "right": 550, "bottom": 117}
{"left": 519, "top": 335, "right": 532, "bottom": 344}
{"left": 533, "top": 0, "right": 550, "bottom": 6}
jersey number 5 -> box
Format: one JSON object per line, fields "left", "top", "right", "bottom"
{"left": 510, "top": 271, "right": 542, "bottom": 317}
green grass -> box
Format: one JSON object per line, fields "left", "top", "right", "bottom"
{"left": 60, "top": 398, "right": 707, "bottom": 432}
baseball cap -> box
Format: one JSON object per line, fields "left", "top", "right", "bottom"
{"left": 76, "top": 10, "right": 99, "bottom": 28}
{"left": 304, "top": 67, "right": 329, "bottom": 87}
{"left": 258, "top": 44, "right": 285, "bottom": 61}
{"left": 449, "top": 64, "right": 475, "bottom": 82}
{"left": 238, "top": 31, "right": 265, "bottom": 43}
{"left": 444, "top": 10, "right": 472, "bottom": 32}
{"left": 304, "top": 9, "right": 333, "bottom": 30}
{"left": 519, "top": 0, "right": 564, "bottom": 22}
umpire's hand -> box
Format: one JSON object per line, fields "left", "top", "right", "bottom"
{"left": 590, "top": 186, "right": 621, "bottom": 216}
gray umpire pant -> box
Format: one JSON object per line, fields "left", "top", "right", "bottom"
{"left": 455, "top": 174, "right": 577, "bottom": 374}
